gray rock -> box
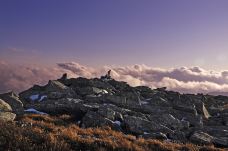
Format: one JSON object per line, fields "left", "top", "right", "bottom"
{"left": 168, "top": 131, "right": 188, "bottom": 142}
{"left": 192, "top": 99, "right": 211, "bottom": 119}
{"left": 123, "top": 115, "right": 173, "bottom": 135}
{"left": 190, "top": 131, "right": 213, "bottom": 145}
{"left": 20, "top": 80, "right": 77, "bottom": 102}
{"left": 48, "top": 91, "right": 65, "bottom": 99}
{"left": 81, "top": 111, "right": 121, "bottom": 131}
{"left": 173, "top": 103, "right": 198, "bottom": 115}
{"left": 0, "top": 92, "right": 24, "bottom": 115}
{"left": 24, "top": 98, "right": 84, "bottom": 115}
{"left": 142, "top": 132, "right": 167, "bottom": 140}
{"left": 170, "top": 110, "right": 203, "bottom": 128}
{"left": 224, "top": 116, "right": 228, "bottom": 126}
{"left": 148, "top": 114, "right": 185, "bottom": 130}
{"left": 45, "top": 80, "right": 68, "bottom": 92}
{"left": 97, "top": 106, "right": 116, "bottom": 120}
{"left": 7, "top": 73, "right": 228, "bottom": 146}
{"left": 0, "top": 99, "right": 12, "bottom": 112}
{"left": 212, "top": 137, "right": 228, "bottom": 147}
{"left": 201, "top": 103, "right": 211, "bottom": 119}
{"left": 146, "top": 95, "right": 170, "bottom": 107}
{"left": 76, "top": 87, "right": 108, "bottom": 97}
{"left": 105, "top": 95, "right": 127, "bottom": 106}
{"left": 45, "top": 80, "right": 77, "bottom": 99}
{"left": 0, "top": 112, "right": 16, "bottom": 122}
{"left": 203, "top": 126, "right": 228, "bottom": 138}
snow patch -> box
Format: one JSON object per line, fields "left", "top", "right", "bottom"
{"left": 140, "top": 101, "right": 149, "bottom": 105}
{"left": 38, "top": 95, "right": 47, "bottom": 102}
{"left": 181, "top": 117, "right": 187, "bottom": 121}
{"left": 114, "top": 121, "right": 121, "bottom": 126}
{"left": 24, "top": 108, "right": 47, "bottom": 115}
{"left": 102, "top": 90, "right": 108, "bottom": 94}
{"left": 97, "top": 94, "right": 102, "bottom": 97}
{"left": 29, "top": 94, "right": 39, "bottom": 101}
{"left": 29, "top": 94, "right": 47, "bottom": 102}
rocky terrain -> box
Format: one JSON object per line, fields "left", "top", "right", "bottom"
{"left": 0, "top": 72, "right": 227, "bottom": 150}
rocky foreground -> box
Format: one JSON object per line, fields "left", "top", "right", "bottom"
{"left": 0, "top": 72, "right": 228, "bottom": 150}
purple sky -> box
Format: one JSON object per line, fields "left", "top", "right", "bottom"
{"left": 1, "top": 0, "right": 228, "bottom": 69}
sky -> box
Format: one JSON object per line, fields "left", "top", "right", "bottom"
{"left": 1, "top": 0, "right": 228, "bottom": 68}
{"left": 1, "top": 0, "right": 228, "bottom": 93}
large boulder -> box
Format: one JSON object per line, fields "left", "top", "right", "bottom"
{"left": 19, "top": 85, "right": 45, "bottom": 105}
{"left": 170, "top": 109, "right": 203, "bottom": 128}
{"left": 169, "top": 130, "right": 188, "bottom": 142}
{"left": 135, "top": 86, "right": 155, "bottom": 98}
{"left": 6, "top": 73, "right": 228, "bottom": 146}
{"left": 203, "top": 126, "right": 228, "bottom": 138}
{"left": 191, "top": 97, "right": 211, "bottom": 119}
{"left": 145, "top": 94, "right": 170, "bottom": 107}
{"left": 19, "top": 80, "right": 77, "bottom": 106}
{"left": 190, "top": 131, "right": 213, "bottom": 145}
{"left": 45, "top": 80, "right": 69, "bottom": 92}
{"left": 0, "top": 92, "right": 24, "bottom": 115}
{"left": 213, "top": 137, "right": 228, "bottom": 148}
{"left": 0, "top": 112, "right": 16, "bottom": 122}
{"left": 64, "top": 77, "right": 93, "bottom": 88}
{"left": 223, "top": 116, "right": 228, "bottom": 126}
{"left": 172, "top": 103, "right": 198, "bottom": 115}
{"left": 65, "top": 77, "right": 115, "bottom": 93}
{"left": 82, "top": 111, "right": 112, "bottom": 127}
{"left": 0, "top": 99, "right": 15, "bottom": 121}
{"left": 123, "top": 115, "right": 173, "bottom": 135}
{"left": 97, "top": 106, "right": 116, "bottom": 121}
{"left": 81, "top": 110, "right": 122, "bottom": 131}
{"left": 75, "top": 87, "right": 108, "bottom": 97}
{"left": 148, "top": 114, "right": 187, "bottom": 130}
{"left": 142, "top": 132, "right": 168, "bottom": 140}
{"left": 107, "top": 79, "right": 130, "bottom": 92}
{"left": 104, "top": 95, "right": 127, "bottom": 106}
{"left": 0, "top": 99, "right": 12, "bottom": 112}
{"left": 45, "top": 80, "right": 77, "bottom": 99}
{"left": 23, "top": 98, "right": 85, "bottom": 117}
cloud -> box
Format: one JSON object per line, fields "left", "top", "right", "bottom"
{"left": 57, "top": 62, "right": 228, "bottom": 94}
{"left": 0, "top": 61, "right": 75, "bottom": 93}
{"left": 1, "top": 60, "right": 228, "bottom": 94}
{"left": 6, "top": 47, "right": 24, "bottom": 53}
{"left": 57, "top": 62, "right": 96, "bottom": 78}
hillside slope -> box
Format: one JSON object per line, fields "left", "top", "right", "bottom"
{"left": 0, "top": 72, "right": 227, "bottom": 150}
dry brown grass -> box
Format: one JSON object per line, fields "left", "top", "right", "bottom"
{"left": 0, "top": 114, "right": 225, "bottom": 151}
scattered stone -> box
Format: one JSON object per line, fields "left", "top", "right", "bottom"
{"left": 0, "top": 73, "right": 226, "bottom": 148}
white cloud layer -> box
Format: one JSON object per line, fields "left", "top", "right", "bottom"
{"left": 1, "top": 60, "right": 228, "bottom": 94}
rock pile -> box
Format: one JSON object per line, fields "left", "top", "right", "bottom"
{"left": 1, "top": 72, "right": 228, "bottom": 148}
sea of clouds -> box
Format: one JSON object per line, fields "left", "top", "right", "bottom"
{"left": 1, "top": 60, "right": 228, "bottom": 94}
